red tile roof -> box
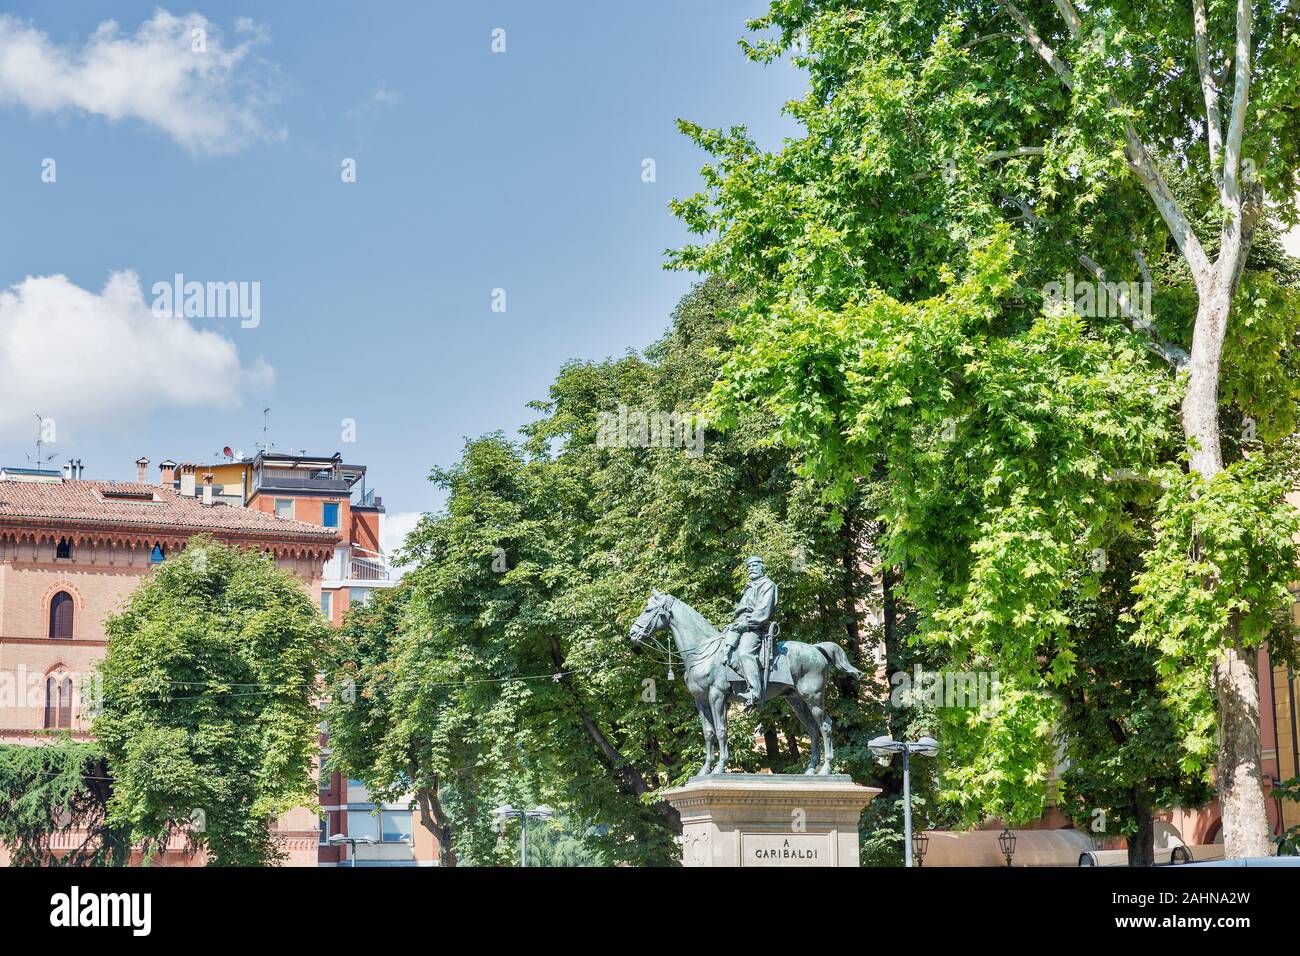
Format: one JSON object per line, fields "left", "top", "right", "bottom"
{"left": 0, "top": 479, "right": 336, "bottom": 541}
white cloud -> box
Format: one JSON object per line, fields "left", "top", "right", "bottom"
{"left": 0, "top": 270, "right": 273, "bottom": 442}
{"left": 380, "top": 511, "right": 423, "bottom": 575}
{"left": 0, "top": 9, "right": 282, "bottom": 155}
{"left": 345, "top": 83, "right": 401, "bottom": 121}
{"left": 1284, "top": 222, "right": 1300, "bottom": 259}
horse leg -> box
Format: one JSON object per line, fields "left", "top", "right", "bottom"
{"left": 788, "top": 696, "right": 820, "bottom": 775}
{"left": 808, "top": 696, "right": 833, "bottom": 775}
{"left": 695, "top": 699, "right": 715, "bottom": 776}
{"left": 709, "top": 686, "right": 730, "bottom": 774}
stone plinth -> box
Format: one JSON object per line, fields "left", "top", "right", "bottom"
{"left": 661, "top": 774, "right": 880, "bottom": 867}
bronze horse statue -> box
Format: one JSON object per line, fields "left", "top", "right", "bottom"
{"left": 629, "top": 591, "right": 862, "bottom": 775}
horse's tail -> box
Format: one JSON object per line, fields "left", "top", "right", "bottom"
{"left": 815, "top": 642, "right": 863, "bottom": 678}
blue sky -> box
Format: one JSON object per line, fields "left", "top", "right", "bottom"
{"left": 0, "top": 1, "right": 806, "bottom": 550}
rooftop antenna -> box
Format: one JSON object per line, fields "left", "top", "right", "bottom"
{"left": 257, "top": 407, "right": 273, "bottom": 453}
{"left": 26, "top": 414, "right": 57, "bottom": 470}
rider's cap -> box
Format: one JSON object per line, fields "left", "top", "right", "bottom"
{"left": 744, "top": 555, "right": 765, "bottom": 568}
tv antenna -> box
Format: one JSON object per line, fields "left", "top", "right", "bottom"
{"left": 256, "top": 407, "right": 274, "bottom": 453}
{"left": 27, "top": 414, "right": 57, "bottom": 469}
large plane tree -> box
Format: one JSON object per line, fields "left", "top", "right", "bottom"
{"left": 673, "top": 0, "right": 1300, "bottom": 856}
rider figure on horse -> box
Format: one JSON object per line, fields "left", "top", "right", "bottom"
{"left": 724, "top": 556, "right": 778, "bottom": 708}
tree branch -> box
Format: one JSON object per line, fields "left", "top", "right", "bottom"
{"left": 544, "top": 632, "right": 681, "bottom": 829}
{"left": 1052, "top": 0, "right": 1084, "bottom": 34}
{"left": 1001, "top": 192, "right": 1190, "bottom": 369}
{"left": 1134, "top": 245, "right": 1154, "bottom": 288}
{"left": 1218, "top": 0, "right": 1254, "bottom": 283}
{"left": 985, "top": 146, "right": 1047, "bottom": 162}
{"left": 1121, "top": 131, "right": 1214, "bottom": 287}
{"left": 996, "top": 0, "right": 1214, "bottom": 288}
{"left": 959, "top": 31, "right": 1023, "bottom": 50}
{"left": 1076, "top": 250, "right": 1190, "bottom": 368}
{"left": 1193, "top": 0, "right": 1225, "bottom": 182}
{"left": 994, "top": 0, "right": 1073, "bottom": 88}
{"left": 1227, "top": 183, "right": 1265, "bottom": 297}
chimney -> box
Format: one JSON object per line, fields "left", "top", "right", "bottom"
{"left": 179, "top": 463, "right": 197, "bottom": 498}
{"left": 61, "top": 462, "right": 71, "bottom": 480}
{"left": 202, "top": 473, "right": 214, "bottom": 507}
{"left": 159, "top": 460, "right": 177, "bottom": 487}
{"left": 135, "top": 456, "right": 150, "bottom": 483}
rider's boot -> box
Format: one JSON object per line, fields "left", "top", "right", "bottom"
{"left": 741, "top": 661, "right": 762, "bottom": 709}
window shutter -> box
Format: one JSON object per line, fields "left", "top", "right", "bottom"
{"left": 49, "top": 592, "right": 74, "bottom": 639}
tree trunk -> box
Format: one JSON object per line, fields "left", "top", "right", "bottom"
{"left": 1181, "top": 289, "right": 1230, "bottom": 477}
{"left": 1181, "top": 287, "right": 1273, "bottom": 858}
{"left": 841, "top": 509, "right": 863, "bottom": 667}
{"left": 545, "top": 632, "right": 681, "bottom": 830}
{"left": 764, "top": 728, "right": 782, "bottom": 761}
{"left": 882, "top": 560, "right": 904, "bottom": 742}
{"left": 414, "top": 782, "right": 457, "bottom": 867}
{"left": 1127, "top": 787, "right": 1156, "bottom": 867}
{"left": 1214, "top": 642, "right": 1275, "bottom": 857}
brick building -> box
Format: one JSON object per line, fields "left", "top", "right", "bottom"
{"left": 0, "top": 461, "right": 338, "bottom": 865}
{"left": 0, "top": 451, "right": 434, "bottom": 867}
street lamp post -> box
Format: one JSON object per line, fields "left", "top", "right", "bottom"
{"left": 327, "top": 832, "right": 377, "bottom": 868}
{"left": 491, "top": 805, "right": 554, "bottom": 867}
{"left": 998, "top": 825, "right": 1017, "bottom": 867}
{"left": 912, "top": 829, "right": 930, "bottom": 868}
{"left": 868, "top": 735, "right": 939, "bottom": 868}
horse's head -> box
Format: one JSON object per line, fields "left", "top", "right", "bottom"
{"left": 629, "top": 591, "right": 674, "bottom": 645}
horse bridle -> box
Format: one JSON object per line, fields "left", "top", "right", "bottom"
{"left": 634, "top": 593, "right": 675, "bottom": 655}
{"left": 636, "top": 593, "right": 726, "bottom": 672}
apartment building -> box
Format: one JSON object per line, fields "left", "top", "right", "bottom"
{"left": 0, "top": 459, "right": 337, "bottom": 865}
{"left": 148, "top": 450, "right": 426, "bottom": 865}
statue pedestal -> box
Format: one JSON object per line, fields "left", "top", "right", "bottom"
{"left": 661, "top": 774, "right": 880, "bottom": 867}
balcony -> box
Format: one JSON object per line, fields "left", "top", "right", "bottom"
{"left": 323, "top": 546, "right": 398, "bottom": 586}
{"left": 349, "top": 553, "right": 389, "bottom": 580}
{"left": 352, "top": 487, "right": 382, "bottom": 508}
{"left": 251, "top": 470, "right": 355, "bottom": 495}
{"left": 258, "top": 475, "right": 354, "bottom": 494}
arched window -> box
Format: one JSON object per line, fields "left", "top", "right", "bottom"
{"left": 44, "top": 675, "right": 72, "bottom": 729}
{"left": 150, "top": 543, "right": 165, "bottom": 564}
{"left": 49, "top": 591, "right": 74, "bottom": 639}
{"left": 56, "top": 537, "right": 72, "bottom": 560}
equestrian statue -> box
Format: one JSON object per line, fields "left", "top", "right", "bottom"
{"left": 628, "top": 556, "right": 862, "bottom": 776}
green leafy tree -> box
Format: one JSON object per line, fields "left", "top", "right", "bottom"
{"left": 494, "top": 814, "right": 610, "bottom": 867}
{"left": 322, "top": 581, "right": 483, "bottom": 867}
{"left": 0, "top": 740, "right": 129, "bottom": 866}
{"left": 1055, "top": 530, "right": 1213, "bottom": 864}
{"left": 327, "top": 279, "right": 896, "bottom": 865}
{"left": 95, "top": 537, "right": 329, "bottom": 866}
{"left": 672, "top": 1, "right": 1300, "bottom": 856}
{"left": 1272, "top": 776, "right": 1300, "bottom": 855}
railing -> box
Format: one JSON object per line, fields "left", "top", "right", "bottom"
{"left": 253, "top": 475, "right": 354, "bottom": 494}
{"left": 323, "top": 546, "right": 393, "bottom": 583}
{"left": 349, "top": 555, "right": 389, "bottom": 580}
{"left": 48, "top": 829, "right": 191, "bottom": 851}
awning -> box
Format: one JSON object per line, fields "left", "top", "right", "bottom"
{"left": 920, "top": 828, "right": 1093, "bottom": 867}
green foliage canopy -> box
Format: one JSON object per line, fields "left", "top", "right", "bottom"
{"left": 671, "top": 2, "right": 1300, "bottom": 829}
{"left": 325, "top": 279, "right": 890, "bottom": 865}
{"left": 95, "top": 537, "right": 329, "bottom": 866}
